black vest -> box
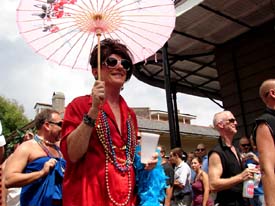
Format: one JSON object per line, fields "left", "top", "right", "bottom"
{"left": 209, "top": 138, "right": 246, "bottom": 205}
{"left": 253, "top": 108, "right": 275, "bottom": 144}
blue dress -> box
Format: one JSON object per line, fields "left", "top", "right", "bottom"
{"left": 20, "top": 155, "right": 66, "bottom": 206}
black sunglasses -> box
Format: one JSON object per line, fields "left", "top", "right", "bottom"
{"left": 48, "top": 121, "right": 63, "bottom": 127}
{"left": 103, "top": 57, "right": 131, "bottom": 71}
{"left": 241, "top": 144, "right": 250, "bottom": 147}
{"left": 196, "top": 148, "right": 205, "bottom": 152}
{"left": 227, "top": 118, "right": 236, "bottom": 123}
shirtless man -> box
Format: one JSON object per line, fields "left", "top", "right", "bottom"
{"left": 4, "top": 109, "right": 65, "bottom": 206}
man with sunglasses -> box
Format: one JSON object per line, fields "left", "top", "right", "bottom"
{"left": 4, "top": 109, "right": 65, "bottom": 206}
{"left": 208, "top": 111, "right": 255, "bottom": 206}
{"left": 238, "top": 136, "right": 264, "bottom": 206}
{"left": 239, "top": 137, "right": 251, "bottom": 153}
{"left": 60, "top": 38, "right": 158, "bottom": 206}
{"left": 253, "top": 79, "right": 275, "bottom": 205}
{"left": 238, "top": 136, "right": 258, "bottom": 165}
{"left": 196, "top": 143, "right": 208, "bottom": 173}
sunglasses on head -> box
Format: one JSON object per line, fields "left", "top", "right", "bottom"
{"left": 48, "top": 121, "right": 63, "bottom": 128}
{"left": 103, "top": 56, "right": 131, "bottom": 71}
{"left": 241, "top": 144, "right": 250, "bottom": 147}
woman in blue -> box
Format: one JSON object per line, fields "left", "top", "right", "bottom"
{"left": 4, "top": 109, "right": 66, "bottom": 206}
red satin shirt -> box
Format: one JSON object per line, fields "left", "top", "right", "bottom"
{"left": 61, "top": 95, "right": 138, "bottom": 206}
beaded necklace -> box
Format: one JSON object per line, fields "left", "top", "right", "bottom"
{"left": 34, "top": 135, "right": 64, "bottom": 173}
{"left": 96, "top": 110, "right": 137, "bottom": 206}
{"left": 34, "top": 135, "right": 62, "bottom": 158}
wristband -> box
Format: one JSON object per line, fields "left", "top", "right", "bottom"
{"left": 83, "top": 114, "right": 96, "bottom": 127}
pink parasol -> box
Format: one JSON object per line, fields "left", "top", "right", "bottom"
{"left": 16, "top": 0, "right": 176, "bottom": 79}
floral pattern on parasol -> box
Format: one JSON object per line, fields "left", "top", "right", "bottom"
{"left": 16, "top": 0, "right": 176, "bottom": 70}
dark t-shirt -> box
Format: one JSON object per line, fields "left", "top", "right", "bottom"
{"left": 160, "top": 161, "right": 174, "bottom": 204}
{"left": 162, "top": 161, "right": 174, "bottom": 186}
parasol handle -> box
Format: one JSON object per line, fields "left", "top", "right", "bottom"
{"left": 96, "top": 30, "right": 101, "bottom": 81}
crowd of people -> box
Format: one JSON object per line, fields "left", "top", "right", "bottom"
{"left": 0, "top": 38, "right": 274, "bottom": 206}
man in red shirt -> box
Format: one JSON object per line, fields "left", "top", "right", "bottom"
{"left": 61, "top": 39, "right": 157, "bottom": 206}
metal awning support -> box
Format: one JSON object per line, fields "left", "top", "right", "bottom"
{"left": 172, "top": 84, "right": 181, "bottom": 145}
{"left": 162, "top": 43, "right": 181, "bottom": 149}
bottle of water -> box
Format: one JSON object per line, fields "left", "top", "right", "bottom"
{"left": 242, "top": 178, "right": 254, "bottom": 198}
{"left": 254, "top": 165, "right": 261, "bottom": 188}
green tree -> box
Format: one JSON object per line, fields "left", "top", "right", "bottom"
{"left": 0, "top": 96, "right": 30, "bottom": 137}
{"left": 5, "top": 129, "right": 35, "bottom": 157}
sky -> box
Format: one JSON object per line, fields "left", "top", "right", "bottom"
{"left": 0, "top": 0, "right": 223, "bottom": 127}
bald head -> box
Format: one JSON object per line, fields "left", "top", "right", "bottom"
{"left": 213, "top": 110, "right": 238, "bottom": 140}
{"left": 213, "top": 110, "right": 233, "bottom": 129}
{"left": 259, "top": 79, "right": 275, "bottom": 103}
